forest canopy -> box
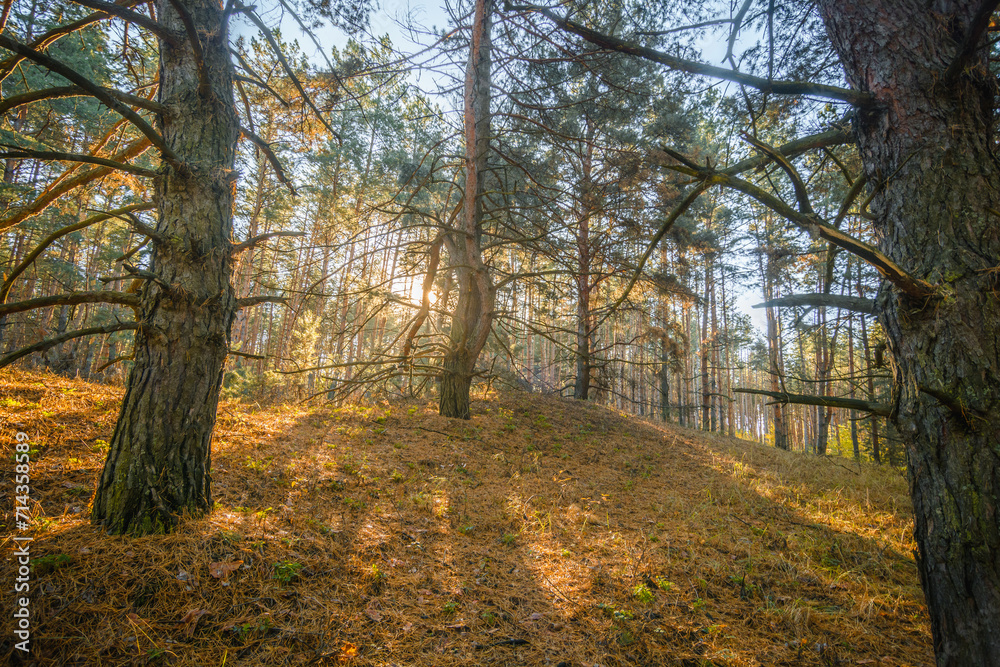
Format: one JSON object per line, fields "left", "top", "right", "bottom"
{"left": 2, "top": 0, "right": 999, "bottom": 664}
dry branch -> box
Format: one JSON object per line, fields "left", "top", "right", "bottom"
{"left": 733, "top": 387, "right": 891, "bottom": 416}
{"left": 0, "top": 322, "right": 139, "bottom": 369}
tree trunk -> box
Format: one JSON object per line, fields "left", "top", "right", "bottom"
{"left": 819, "top": 2, "right": 1000, "bottom": 662}
{"left": 439, "top": 0, "right": 495, "bottom": 418}
{"left": 92, "top": 0, "right": 238, "bottom": 535}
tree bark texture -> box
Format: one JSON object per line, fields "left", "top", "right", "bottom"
{"left": 92, "top": 0, "right": 238, "bottom": 535}
{"left": 818, "top": 1, "right": 1000, "bottom": 663}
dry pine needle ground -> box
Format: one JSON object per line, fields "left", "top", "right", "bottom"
{"left": 0, "top": 369, "right": 931, "bottom": 666}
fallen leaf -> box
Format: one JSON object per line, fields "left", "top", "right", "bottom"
{"left": 179, "top": 608, "right": 210, "bottom": 638}
{"left": 365, "top": 606, "right": 382, "bottom": 622}
{"left": 339, "top": 642, "right": 358, "bottom": 662}
{"left": 209, "top": 561, "right": 242, "bottom": 579}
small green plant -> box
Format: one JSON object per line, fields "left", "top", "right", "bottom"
{"left": 407, "top": 406, "right": 418, "bottom": 415}
{"left": 235, "top": 617, "right": 274, "bottom": 640}
{"left": 597, "top": 602, "right": 633, "bottom": 621}
{"left": 411, "top": 491, "right": 432, "bottom": 511}
{"left": 500, "top": 533, "right": 516, "bottom": 546}
{"left": 560, "top": 549, "right": 571, "bottom": 558}
{"left": 272, "top": 561, "right": 302, "bottom": 584}
{"left": 460, "top": 524, "right": 476, "bottom": 535}
{"left": 31, "top": 554, "right": 71, "bottom": 575}
{"left": 91, "top": 439, "right": 109, "bottom": 453}
{"left": 216, "top": 530, "right": 243, "bottom": 544}
{"left": 633, "top": 583, "right": 654, "bottom": 604}
{"left": 654, "top": 577, "right": 674, "bottom": 592}
{"left": 480, "top": 611, "right": 498, "bottom": 626}
{"left": 245, "top": 455, "right": 273, "bottom": 472}
{"left": 442, "top": 601, "right": 459, "bottom": 615}
{"left": 693, "top": 597, "right": 707, "bottom": 611}
{"left": 390, "top": 470, "right": 404, "bottom": 482}
{"left": 342, "top": 497, "right": 366, "bottom": 510}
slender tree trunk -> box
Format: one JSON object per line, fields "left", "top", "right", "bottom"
{"left": 819, "top": 2, "right": 1000, "bottom": 662}
{"left": 439, "top": 0, "right": 496, "bottom": 418}
{"left": 763, "top": 249, "right": 789, "bottom": 450}
{"left": 92, "top": 0, "right": 238, "bottom": 535}
{"left": 700, "top": 256, "right": 712, "bottom": 430}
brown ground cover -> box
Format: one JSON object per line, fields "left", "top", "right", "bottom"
{"left": 0, "top": 369, "right": 931, "bottom": 666}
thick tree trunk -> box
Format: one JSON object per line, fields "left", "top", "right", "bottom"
{"left": 92, "top": 0, "right": 238, "bottom": 535}
{"left": 819, "top": 2, "right": 1000, "bottom": 663}
{"left": 439, "top": 0, "right": 495, "bottom": 418}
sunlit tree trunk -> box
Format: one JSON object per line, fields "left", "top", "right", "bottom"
{"left": 439, "top": 0, "right": 496, "bottom": 419}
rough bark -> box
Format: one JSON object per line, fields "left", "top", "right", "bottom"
{"left": 91, "top": 0, "right": 238, "bottom": 535}
{"left": 818, "top": 2, "right": 1000, "bottom": 663}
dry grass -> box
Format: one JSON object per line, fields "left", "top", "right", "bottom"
{"left": 0, "top": 369, "right": 932, "bottom": 666}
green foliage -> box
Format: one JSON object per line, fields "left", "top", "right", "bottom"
{"left": 31, "top": 554, "right": 71, "bottom": 575}
{"left": 272, "top": 561, "right": 303, "bottom": 584}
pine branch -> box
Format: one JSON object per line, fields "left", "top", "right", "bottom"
{"left": 0, "top": 34, "right": 182, "bottom": 169}
{"left": 508, "top": 3, "right": 872, "bottom": 106}
{"left": 1, "top": 203, "right": 155, "bottom": 302}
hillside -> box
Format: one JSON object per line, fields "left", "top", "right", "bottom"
{"left": 0, "top": 370, "right": 931, "bottom": 666}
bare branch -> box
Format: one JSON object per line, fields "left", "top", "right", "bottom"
{"left": 402, "top": 234, "right": 443, "bottom": 362}
{"left": 0, "top": 322, "right": 140, "bottom": 369}
{"left": 239, "top": 127, "right": 296, "bottom": 194}
{"left": 69, "top": 0, "right": 179, "bottom": 44}
{"left": 0, "top": 291, "right": 140, "bottom": 317}
{"left": 752, "top": 293, "right": 875, "bottom": 314}
{"left": 654, "top": 156, "right": 937, "bottom": 300}
{"left": 0, "top": 137, "right": 152, "bottom": 232}
{"left": 0, "top": 147, "right": 158, "bottom": 177}
{"left": 237, "top": 296, "right": 289, "bottom": 309}
{"left": 0, "top": 85, "right": 164, "bottom": 115}
{"left": 0, "top": 3, "right": 146, "bottom": 84}
{"left": 733, "top": 388, "right": 891, "bottom": 416}
{"left": 232, "top": 2, "right": 342, "bottom": 142}
{"left": 721, "top": 128, "right": 853, "bottom": 176}
{"left": 741, "top": 132, "right": 813, "bottom": 214}
{"left": 228, "top": 349, "right": 266, "bottom": 360}
{"left": 232, "top": 230, "right": 304, "bottom": 253}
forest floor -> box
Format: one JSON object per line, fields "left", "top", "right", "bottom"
{"left": 0, "top": 369, "right": 932, "bottom": 666}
